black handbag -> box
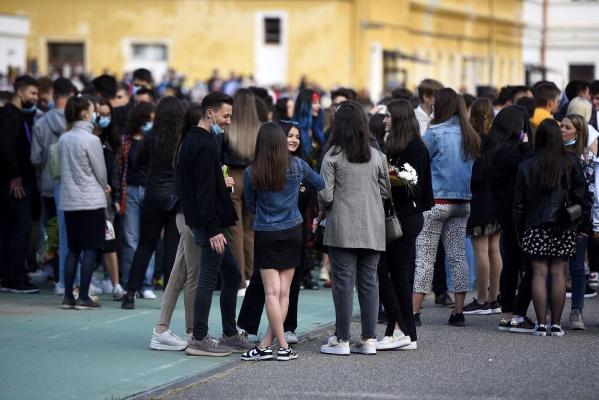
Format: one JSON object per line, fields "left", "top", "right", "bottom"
{"left": 560, "top": 190, "right": 582, "bottom": 229}
{"left": 385, "top": 198, "right": 403, "bottom": 243}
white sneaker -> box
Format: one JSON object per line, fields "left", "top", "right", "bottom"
{"left": 101, "top": 279, "right": 113, "bottom": 294}
{"left": 140, "top": 289, "right": 157, "bottom": 299}
{"left": 399, "top": 341, "right": 418, "bottom": 351}
{"left": 88, "top": 282, "right": 103, "bottom": 295}
{"left": 350, "top": 337, "right": 376, "bottom": 355}
{"left": 376, "top": 331, "right": 411, "bottom": 350}
{"left": 112, "top": 284, "right": 126, "bottom": 301}
{"left": 150, "top": 328, "right": 188, "bottom": 351}
{"left": 320, "top": 336, "right": 350, "bottom": 356}
{"left": 54, "top": 283, "right": 65, "bottom": 296}
{"left": 285, "top": 331, "right": 299, "bottom": 345}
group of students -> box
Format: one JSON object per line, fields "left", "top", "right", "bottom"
{"left": 1, "top": 70, "right": 598, "bottom": 361}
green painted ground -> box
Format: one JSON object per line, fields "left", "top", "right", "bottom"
{"left": 0, "top": 284, "right": 342, "bottom": 400}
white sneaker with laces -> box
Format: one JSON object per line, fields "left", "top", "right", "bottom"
{"left": 376, "top": 330, "right": 411, "bottom": 350}
{"left": 101, "top": 279, "right": 113, "bottom": 294}
{"left": 320, "top": 336, "right": 350, "bottom": 356}
{"left": 112, "top": 284, "right": 126, "bottom": 301}
{"left": 54, "top": 283, "right": 65, "bottom": 296}
{"left": 150, "top": 328, "right": 188, "bottom": 351}
{"left": 350, "top": 337, "right": 376, "bottom": 355}
{"left": 140, "top": 289, "right": 157, "bottom": 299}
{"left": 399, "top": 341, "right": 418, "bottom": 351}
{"left": 88, "top": 282, "right": 103, "bottom": 295}
{"left": 284, "top": 331, "right": 299, "bottom": 345}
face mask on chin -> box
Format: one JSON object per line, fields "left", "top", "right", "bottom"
{"left": 210, "top": 114, "right": 223, "bottom": 135}
{"left": 21, "top": 100, "right": 37, "bottom": 114}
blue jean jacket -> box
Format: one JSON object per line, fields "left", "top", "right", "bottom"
{"left": 423, "top": 116, "right": 473, "bottom": 200}
{"left": 244, "top": 157, "right": 325, "bottom": 231}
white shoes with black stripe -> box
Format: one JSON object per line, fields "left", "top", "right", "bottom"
{"left": 240, "top": 345, "right": 273, "bottom": 361}
{"left": 276, "top": 346, "right": 298, "bottom": 361}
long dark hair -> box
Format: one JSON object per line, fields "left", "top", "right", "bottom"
{"left": 278, "top": 120, "right": 306, "bottom": 161}
{"left": 181, "top": 102, "right": 202, "bottom": 142}
{"left": 385, "top": 99, "right": 421, "bottom": 157}
{"left": 483, "top": 106, "right": 524, "bottom": 167}
{"left": 469, "top": 98, "right": 494, "bottom": 135}
{"left": 368, "top": 113, "right": 386, "bottom": 153}
{"left": 325, "top": 101, "right": 371, "bottom": 163}
{"left": 152, "top": 96, "right": 185, "bottom": 168}
{"left": 96, "top": 97, "right": 120, "bottom": 153}
{"left": 535, "top": 119, "right": 573, "bottom": 191}
{"left": 251, "top": 122, "right": 289, "bottom": 191}
{"left": 432, "top": 88, "right": 480, "bottom": 160}
{"left": 275, "top": 97, "right": 293, "bottom": 121}
{"left": 293, "top": 89, "right": 324, "bottom": 157}
{"left": 124, "top": 102, "right": 154, "bottom": 138}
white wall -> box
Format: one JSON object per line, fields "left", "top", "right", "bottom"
{"left": 0, "top": 14, "right": 29, "bottom": 75}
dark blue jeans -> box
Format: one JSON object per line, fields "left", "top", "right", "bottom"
{"left": 569, "top": 236, "right": 587, "bottom": 312}
{"left": 191, "top": 227, "right": 241, "bottom": 340}
{"left": 0, "top": 181, "right": 32, "bottom": 284}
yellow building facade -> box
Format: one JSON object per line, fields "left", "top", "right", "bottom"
{"left": 0, "top": 0, "right": 524, "bottom": 97}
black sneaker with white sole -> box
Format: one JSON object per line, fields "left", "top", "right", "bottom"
{"left": 509, "top": 317, "right": 535, "bottom": 333}
{"left": 240, "top": 345, "right": 273, "bottom": 361}
{"left": 550, "top": 324, "right": 565, "bottom": 337}
{"left": 498, "top": 318, "right": 511, "bottom": 331}
{"left": 463, "top": 298, "right": 491, "bottom": 315}
{"left": 277, "top": 346, "right": 298, "bottom": 361}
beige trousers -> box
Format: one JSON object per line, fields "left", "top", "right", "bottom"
{"left": 228, "top": 167, "right": 255, "bottom": 287}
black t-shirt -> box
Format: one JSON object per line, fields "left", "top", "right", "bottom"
{"left": 126, "top": 139, "right": 147, "bottom": 187}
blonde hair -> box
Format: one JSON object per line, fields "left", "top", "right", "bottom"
{"left": 226, "top": 88, "right": 262, "bottom": 161}
{"left": 565, "top": 113, "right": 589, "bottom": 160}
{"left": 567, "top": 97, "right": 592, "bottom": 123}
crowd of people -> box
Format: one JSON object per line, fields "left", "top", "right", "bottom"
{"left": 1, "top": 67, "right": 599, "bottom": 360}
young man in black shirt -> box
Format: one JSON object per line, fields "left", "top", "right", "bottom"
{"left": 0, "top": 75, "right": 40, "bottom": 293}
{"left": 176, "top": 92, "right": 252, "bottom": 356}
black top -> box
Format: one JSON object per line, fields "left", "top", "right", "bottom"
{"left": 467, "top": 157, "right": 496, "bottom": 228}
{"left": 113, "top": 100, "right": 132, "bottom": 136}
{"left": 488, "top": 142, "right": 532, "bottom": 221}
{"left": 135, "top": 131, "right": 174, "bottom": 200}
{"left": 513, "top": 152, "right": 589, "bottom": 231}
{"left": 126, "top": 139, "right": 147, "bottom": 187}
{"left": 387, "top": 138, "right": 434, "bottom": 217}
{"left": 0, "top": 103, "right": 36, "bottom": 183}
{"left": 175, "top": 126, "right": 237, "bottom": 236}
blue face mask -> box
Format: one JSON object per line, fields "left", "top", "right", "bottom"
{"left": 22, "top": 101, "right": 37, "bottom": 114}
{"left": 564, "top": 138, "right": 577, "bottom": 146}
{"left": 132, "top": 85, "right": 141, "bottom": 95}
{"left": 98, "top": 116, "right": 111, "bottom": 129}
{"left": 141, "top": 121, "right": 153, "bottom": 134}
{"left": 47, "top": 99, "right": 55, "bottom": 111}
{"left": 210, "top": 115, "right": 223, "bottom": 135}
{"left": 90, "top": 112, "right": 97, "bottom": 124}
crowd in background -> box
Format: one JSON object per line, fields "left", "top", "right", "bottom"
{"left": 1, "top": 66, "right": 599, "bottom": 359}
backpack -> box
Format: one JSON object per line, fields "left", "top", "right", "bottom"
{"left": 49, "top": 142, "right": 60, "bottom": 179}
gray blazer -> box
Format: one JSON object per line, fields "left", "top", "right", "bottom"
{"left": 318, "top": 146, "right": 391, "bottom": 251}
{"left": 58, "top": 120, "right": 107, "bottom": 211}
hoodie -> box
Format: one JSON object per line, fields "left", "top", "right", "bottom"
{"left": 30, "top": 109, "right": 66, "bottom": 197}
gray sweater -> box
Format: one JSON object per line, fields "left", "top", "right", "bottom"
{"left": 30, "top": 109, "right": 66, "bottom": 197}
{"left": 58, "top": 121, "right": 107, "bottom": 211}
{"left": 318, "top": 146, "right": 391, "bottom": 251}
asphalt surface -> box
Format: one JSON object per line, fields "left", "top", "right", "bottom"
{"left": 133, "top": 295, "right": 599, "bottom": 400}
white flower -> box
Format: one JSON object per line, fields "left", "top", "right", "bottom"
{"left": 397, "top": 163, "right": 418, "bottom": 185}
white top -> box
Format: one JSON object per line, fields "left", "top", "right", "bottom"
{"left": 588, "top": 124, "right": 599, "bottom": 148}
{"left": 415, "top": 105, "right": 432, "bottom": 135}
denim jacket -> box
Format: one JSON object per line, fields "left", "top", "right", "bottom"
{"left": 244, "top": 157, "right": 325, "bottom": 231}
{"left": 423, "top": 116, "right": 473, "bottom": 200}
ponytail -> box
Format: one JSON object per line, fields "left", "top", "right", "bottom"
{"left": 65, "top": 95, "right": 94, "bottom": 127}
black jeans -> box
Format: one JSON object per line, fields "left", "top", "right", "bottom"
{"left": 237, "top": 264, "right": 301, "bottom": 335}
{"left": 0, "top": 181, "right": 32, "bottom": 284}
{"left": 378, "top": 212, "right": 423, "bottom": 341}
{"left": 191, "top": 227, "right": 241, "bottom": 340}
{"left": 498, "top": 214, "right": 532, "bottom": 315}
{"left": 432, "top": 242, "right": 448, "bottom": 296}
{"left": 126, "top": 196, "right": 179, "bottom": 291}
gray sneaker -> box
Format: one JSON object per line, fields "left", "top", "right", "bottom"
{"left": 569, "top": 309, "right": 585, "bottom": 330}
{"left": 185, "top": 335, "right": 232, "bottom": 357}
{"left": 220, "top": 330, "right": 254, "bottom": 353}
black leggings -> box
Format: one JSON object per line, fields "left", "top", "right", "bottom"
{"left": 126, "top": 196, "right": 179, "bottom": 292}
{"left": 498, "top": 215, "right": 532, "bottom": 315}
{"left": 378, "top": 212, "right": 423, "bottom": 341}
{"left": 64, "top": 249, "right": 97, "bottom": 300}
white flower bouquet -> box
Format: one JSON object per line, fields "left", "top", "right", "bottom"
{"left": 389, "top": 162, "right": 418, "bottom": 195}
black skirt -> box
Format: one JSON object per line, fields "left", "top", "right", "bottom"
{"left": 254, "top": 224, "right": 302, "bottom": 269}
{"left": 64, "top": 208, "right": 105, "bottom": 252}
